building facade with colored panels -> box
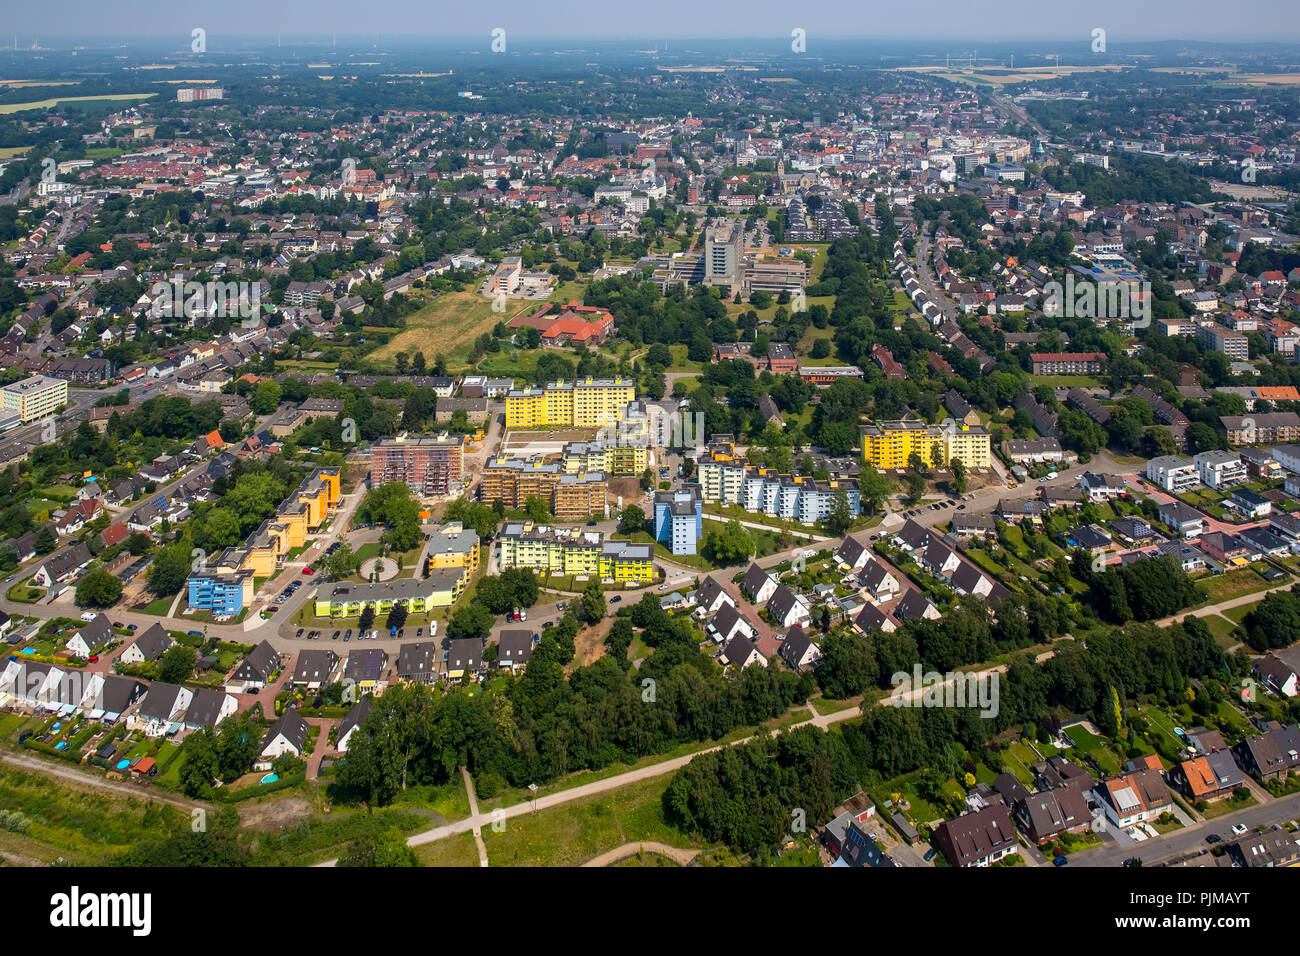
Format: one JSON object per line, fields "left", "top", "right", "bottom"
{"left": 423, "top": 522, "right": 480, "bottom": 583}
{"left": 186, "top": 570, "right": 254, "bottom": 616}
{"left": 505, "top": 378, "right": 636, "bottom": 429}
{"left": 695, "top": 459, "right": 861, "bottom": 523}
{"left": 860, "top": 421, "right": 991, "bottom": 470}
{"left": 314, "top": 571, "right": 465, "bottom": 618}
{"left": 561, "top": 439, "right": 647, "bottom": 476}
{"left": 497, "top": 521, "right": 653, "bottom": 583}
{"left": 1, "top": 374, "right": 67, "bottom": 423}
{"left": 186, "top": 467, "right": 342, "bottom": 606}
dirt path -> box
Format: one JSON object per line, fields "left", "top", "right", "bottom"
{"left": 312, "top": 658, "right": 1025, "bottom": 866}
{"left": 573, "top": 617, "right": 614, "bottom": 668}
{"left": 237, "top": 795, "right": 313, "bottom": 831}
{"left": 0, "top": 750, "right": 205, "bottom": 812}
{"left": 582, "top": 841, "right": 699, "bottom": 867}
{"left": 461, "top": 766, "right": 488, "bottom": 867}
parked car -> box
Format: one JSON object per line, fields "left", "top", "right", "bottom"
{"left": 127, "top": 623, "right": 137, "bottom": 631}
{"left": 1232, "top": 824, "right": 1248, "bottom": 835}
{"left": 113, "top": 621, "right": 124, "bottom": 628}
{"left": 187, "top": 630, "right": 203, "bottom": 637}
{"left": 302, "top": 567, "right": 315, "bottom": 575}
{"left": 416, "top": 627, "right": 423, "bottom": 637}
{"left": 295, "top": 628, "right": 304, "bottom": 638}
{"left": 610, "top": 596, "right": 621, "bottom": 604}
{"left": 87, "top": 655, "right": 99, "bottom": 663}
{"left": 1206, "top": 834, "right": 1222, "bottom": 844}
{"left": 332, "top": 631, "right": 340, "bottom": 640}
{"left": 1053, "top": 856, "right": 1068, "bottom": 867}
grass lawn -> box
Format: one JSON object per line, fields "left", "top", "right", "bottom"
{"left": 1132, "top": 704, "right": 1183, "bottom": 759}
{"left": 1064, "top": 725, "right": 1123, "bottom": 776}
{"left": 369, "top": 291, "right": 530, "bottom": 368}
{"left": 0, "top": 763, "right": 187, "bottom": 864}
{"left": 141, "top": 594, "right": 175, "bottom": 616}
{"left": 413, "top": 830, "right": 483, "bottom": 866}
{"left": 479, "top": 774, "right": 702, "bottom": 867}
{"left": 0, "top": 93, "right": 155, "bottom": 114}
{"left": 1200, "top": 791, "right": 1257, "bottom": 821}
{"left": 6, "top": 581, "right": 45, "bottom": 603}
{"left": 1003, "top": 741, "right": 1041, "bottom": 785}
{"left": 1192, "top": 568, "right": 1277, "bottom": 607}
{"left": 1223, "top": 601, "right": 1262, "bottom": 625}
{"left": 1201, "top": 614, "right": 1241, "bottom": 647}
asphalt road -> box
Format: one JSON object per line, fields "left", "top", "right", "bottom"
{"left": 1073, "top": 791, "right": 1300, "bottom": 867}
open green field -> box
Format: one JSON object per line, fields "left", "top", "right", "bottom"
{"left": 1192, "top": 568, "right": 1278, "bottom": 607}
{"left": 369, "top": 291, "right": 530, "bottom": 367}
{"left": 1201, "top": 614, "right": 1241, "bottom": 647}
{"left": 479, "top": 774, "right": 702, "bottom": 867}
{"left": 0, "top": 92, "right": 155, "bottom": 114}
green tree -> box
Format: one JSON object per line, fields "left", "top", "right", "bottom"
{"left": 703, "top": 520, "right": 754, "bottom": 565}
{"left": 448, "top": 603, "right": 494, "bottom": 640}
{"left": 823, "top": 489, "right": 854, "bottom": 536}
{"left": 159, "top": 644, "right": 197, "bottom": 682}
{"left": 581, "top": 577, "right": 606, "bottom": 623}
{"left": 75, "top": 571, "right": 122, "bottom": 609}
{"left": 178, "top": 728, "right": 219, "bottom": 797}
{"left": 620, "top": 504, "right": 647, "bottom": 533}
{"left": 903, "top": 471, "right": 926, "bottom": 507}
{"left": 248, "top": 380, "right": 282, "bottom": 415}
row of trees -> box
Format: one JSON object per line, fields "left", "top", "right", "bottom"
{"left": 337, "top": 594, "right": 815, "bottom": 807}
{"left": 665, "top": 614, "right": 1231, "bottom": 854}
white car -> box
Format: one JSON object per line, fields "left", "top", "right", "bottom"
{"left": 80, "top": 611, "right": 98, "bottom": 622}
{"left": 1232, "top": 824, "right": 1248, "bottom": 835}
{"left": 429, "top": 621, "right": 438, "bottom": 637}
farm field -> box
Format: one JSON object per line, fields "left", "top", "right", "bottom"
{"left": 0, "top": 93, "right": 155, "bottom": 113}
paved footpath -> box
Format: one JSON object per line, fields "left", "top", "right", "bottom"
{"left": 462, "top": 766, "right": 488, "bottom": 867}
{"left": 314, "top": 662, "right": 1018, "bottom": 865}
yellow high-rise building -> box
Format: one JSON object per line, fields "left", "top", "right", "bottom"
{"left": 505, "top": 378, "right": 636, "bottom": 430}
{"left": 860, "top": 421, "right": 990, "bottom": 470}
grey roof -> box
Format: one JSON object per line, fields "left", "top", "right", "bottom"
{"left": 721, "top": 634, "right": 759, "bottom": 668}
{"left": 337, "top": 695, "right": 374, "bottom": 745}
{"left": 232, "top": 640, "right": 280, "bottom": 683}
{"left": 129, "top": 622, "right": 174, "bottom": 662}
{"left": 766, "top": 584, "right": 806, "bottom": 622}
{"left": 184, "top": 688, "right": 230, "bottom": 728}
{"left": 137, "top": 682, "right": 186, "bottom": 721}
{"left": 497, "top": 630, "right": 535, "bottom": 665}
{"left": 260, "top": 709, "right": 310, "bottom": 755}
{"left": 97, "top": 675, "right": 147, "bottom": 715}
{"left": 397, "top": 642, "right": 438, "bottom": 679}
{"left": 292, "top": 649, "right": 339, "bottom": 684}
{"left": 344, "top": 648, "right": 387, "bottom": 683}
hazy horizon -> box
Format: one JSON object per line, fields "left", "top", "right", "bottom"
{"left": 3, "top": 0, "right": 1299, "bottom": 44}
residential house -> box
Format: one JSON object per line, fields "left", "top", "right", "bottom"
{"left": 720, "top": 634, "right": 766, "bottom": 670}
{"left": 1234, "top": 721, "right": 1300, "bottom": 782}
{"left": 117, "top": 622, "right": 175, "bottom": 665}
{"left": 767, "top": 584, "right": 811, "bottom": 629}
{"left": 291, "top": 650, "right": 339, "bottom": 691}
{"left": 778, "top": 626, "right": 822, "bottom": 672}
{"left": 255, "top": 709, "right": 310, "bottom": 770}
{"left": 1093, "top": 768, "right": 1173, "bottom": 828}
{"left": 932, "top": 805, "right": 1018, "bottom": 867}
{"left": 66, "top": 613, "right": 114, "bottom": 658}
{"left": 336, "top": 696, "right": 374, "bottom": 753}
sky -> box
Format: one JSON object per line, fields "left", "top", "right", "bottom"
{"left": 5, "top": 0, "right": 1300, "bottom": 43}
